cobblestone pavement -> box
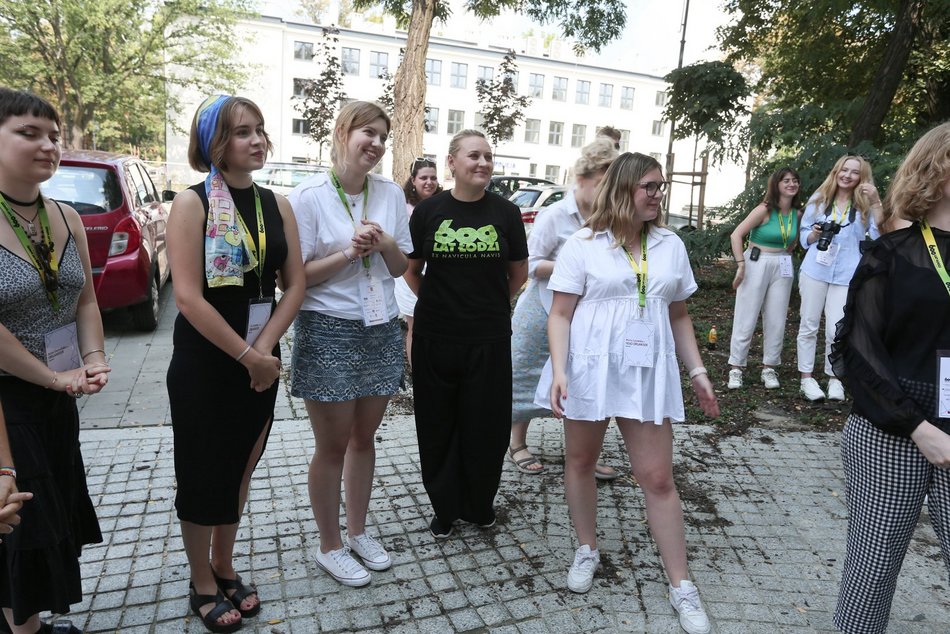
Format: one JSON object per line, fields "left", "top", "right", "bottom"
{"left": 55, "top": 286, "right": 949, "bottom": 633}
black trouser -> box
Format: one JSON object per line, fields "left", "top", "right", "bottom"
{"left": 411, "top": 334, "right": 513, "bottom": 524}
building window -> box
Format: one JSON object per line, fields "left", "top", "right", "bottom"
{"left": 341, "top": 47, "right": 360, "bottom": 75}
{"left": 293, "top": 41, "right": 313, "bottom": 60}
{"left": 447, "top": 109, "right": 464, "bottom": 134}
{"left": 504, "top": 70, "right": 520, "bottom": 90}
{"left": 425, "top": 59, "right": 442, "bottom": 86}
{"left": 450, "top": 62, "right": 468, "bottom": 89}
{"left": 369, "top": 51, "right": 388, "bottom": 78}
{"left": 621, "top": 86, "right": 635, "bottom": 110}
{"left": 652, "top": 120, "right": 665, "bottom": 136}
{"left": 575, "top": 80, "right": 590, "bottom": 105}
{"left": 548, "top": 121, "right": 563, "bottom": 146}
{"left": 571, "top": 124, "right": 586, "bottom": 148}
{"left": 474, "top": 112, "right": 486, "bottom": 130}
{"left": 529, "top": 73, "right": 544, "bottom": 98}
{"left": 619, "top": 129, "right": 630, "bottom": 152}
{"left": 552, "top": 76, "right": 567, "bottom": 101}
{"left": 545, "top": 165, "right": 560, "bottom": 182}
{"left": 599, "top": 83, "right": 613, "bottom": 107}
{"left": 529, "top": 163, "right": 537, "bottom": 177}
{"left": 292, "top": 119, "right": 310, "bottom": 135}
{"left": 477, "top": 65, "right": 494, "bottom": 83}
{"left": 292, "top": 78, "right": 308, "bottom": 98}
{"left": 655, "top": 90, "right": 668, "bottom": 106}
{"left": 524, "top": 119, "right": 540, "bottom": 143}
{"left": 424, "top": 107, "right": 439, "bottom": 133}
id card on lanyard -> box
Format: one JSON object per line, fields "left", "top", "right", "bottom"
{"left": 621, "top": 232, "right": 655, "bottom": 367}
{"left": 45, "top": 321, "right": 81, "bottom": 372}
{"left": 235, "top": 185, "right": 273, "bottom": 341}
{"left": 938, "top": 351, "right": 950, "bottom": 420}
{"left": 778, "top": 210, "right": 795, "bottom": 277}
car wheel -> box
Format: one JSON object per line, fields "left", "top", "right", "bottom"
{"left": 131, "top": 273, "right": 160, "bottom": 332}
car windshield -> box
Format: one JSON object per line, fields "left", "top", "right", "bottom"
{"left": 510, "top": 190, "right": 542, "bottom": 207}
{"left": 43, "top": 166, "right": 122, "bottom": 215}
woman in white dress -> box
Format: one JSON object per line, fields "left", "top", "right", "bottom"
{"left": 536, "top": 153, "right": 719, "bottom": 634}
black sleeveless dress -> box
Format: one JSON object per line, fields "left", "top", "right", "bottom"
{"left": 167, "top": 183, "right": 288, "bottom": 525}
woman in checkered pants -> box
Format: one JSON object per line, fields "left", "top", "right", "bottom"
{"left": 830, "top": 122, "right": 950, "bottom": 633}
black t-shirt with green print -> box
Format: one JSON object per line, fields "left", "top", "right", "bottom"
{"left": 409, "top": 190, "right": 529, "bottom": 343}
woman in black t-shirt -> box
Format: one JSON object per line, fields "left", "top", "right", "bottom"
{"left": 830, "top": 122, "right": 950, "bottom": 634}
{"left": 404, "top": 130, "right": 528, "bottom": 538}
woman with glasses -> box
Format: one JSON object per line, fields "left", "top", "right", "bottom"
{"left": 796, "top": 156, "right": 885, "bottom": 402}
{"left": 404, "top": 129, "right": 528, "bottom": 538}
{"left": 726, "top": 168, "right": 802, "bottom": 390}
{"left": 509, "top": 138, "right": 619, "bottom": 476}
{"left": 536, "top": 153, "right": 719, "bottom": 634}
{"left": 394, "top": 158, "right": 442, "bottom": 367}
{"left": 289, "top": 101, "right": 411, "bottom": 587}
{"left": 0, "top": 88, "right": 109, "bottom": 634}
{"left": 829, "top": 122, "right": 950, "bottom": 634}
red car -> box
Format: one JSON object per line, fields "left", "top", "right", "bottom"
{"left": 43, "top": 151, "right": 172, "bottom": 331}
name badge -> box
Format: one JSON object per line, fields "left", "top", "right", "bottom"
{"left": 359, "top": 275, "right": 388, "bottom": 326}
{"left": 246, "top": 298, "right": 273, "bottom": 345}
{"left": 815, "top": 243, "right": 839, "bottom": 266}
{"left": 938, "top": 350, "right": 950, "bottom": 420}
{"left": 779, "top": 254, "right": 794, "bottom": 278}
{"left": 45, "top": 321, "right": 82, "bottom": 372}
{"left": 623, "top": 320, "right": 655, "bottom": 368}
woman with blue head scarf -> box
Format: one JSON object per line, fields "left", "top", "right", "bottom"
{"left": 166, "top": 95, "right": 305, "bottom": 632}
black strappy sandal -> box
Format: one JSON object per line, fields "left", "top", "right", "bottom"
{"left": 189, "top": 582, "right": 242, "bottom": 633}
{"left": 212, "top": 571, "right": 261, "bottom": 618}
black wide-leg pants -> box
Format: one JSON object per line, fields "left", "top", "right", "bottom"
{"left": 411, "top": 335, "right": 513, "bottom": 524}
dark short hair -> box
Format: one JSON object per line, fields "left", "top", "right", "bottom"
{"left": 0, "top": 87, "right": 61, "bottom": 128}
{"left": 187, "top": 96, "right": 274, "bottom": 173}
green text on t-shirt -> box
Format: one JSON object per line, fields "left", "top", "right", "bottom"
{"left": 433, "top": 219, "right": 500, "bottom": 255}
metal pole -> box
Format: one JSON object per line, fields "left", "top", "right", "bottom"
{"left": 664, "top": 0, "right": 690, "bottom": 222}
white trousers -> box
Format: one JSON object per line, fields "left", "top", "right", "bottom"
{"left": 796, "top": 271, "right": 848, "bottom": 376}
{"left": 728, "top": 251, "right": 794, "bottom": 367}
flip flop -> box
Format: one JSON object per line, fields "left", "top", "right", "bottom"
{"left": 594, "top": 462, "right": 620, "bottom": 481}
{"left": 508, "top": 444, "right": 544, "bottom": 474}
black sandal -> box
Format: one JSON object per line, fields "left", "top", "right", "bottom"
{"left": 212, "top": 571, "right": 261, "bottom": 618}
{"left": 189, "top": 582, "right": 242, "bottom": 633}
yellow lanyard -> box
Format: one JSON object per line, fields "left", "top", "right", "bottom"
{"left": 777, "top": 209, "right": 795, "bottom": 249}
{"left": 831, "top": 200, "right": 850, "bottom": 224}
{"left": 234, "top": 184, "right": 266, "bottom": 299}
{"left": 921, "top": 219, "right": 950, "bottom": 299}
{"left": 0, "top": 197, "right": 59, "bottom": 310}
{"left": 330, "top": 170, "right": 370, "bottom": 269}
{"left": 621, "top": 231, "right": 648, "bottom": 308}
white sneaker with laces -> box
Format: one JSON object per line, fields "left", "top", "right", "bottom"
{"left": 347, "top": 533, "right": 392, "bottom": 571}
{"left": 827, "top": 378, "right": 846, "bottom": 401}
{"left": 314, "top": 547, "right": 371, "bottom": 587}
{"left": 566, "top": 545, "right": 600, "bottom": 593}
{"left": 669, "top": 580, "right": 711, "bottom": 634}
{"left": 727, "top": 368, "right": 743, "bottom": 390}
{"left": 761, "top": 368, "right": 780, "bottom": 389}
{"left": 800, "top": 377, "right": 826, "bottom": 401}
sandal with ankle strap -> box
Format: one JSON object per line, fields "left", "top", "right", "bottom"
{"left": 189, "top": 582, "right": 242, "bottom": 633}
{"left": 212, "top": 571, "right": 261, "bottom": 618}
{"left": 507, "top": 444, "right": 544, "bottom": 474}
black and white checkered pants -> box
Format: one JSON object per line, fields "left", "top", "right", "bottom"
{"left": 835, "top": 413, "right": 950, "bottom": 633}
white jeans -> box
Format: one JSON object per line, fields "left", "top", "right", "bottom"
{"left": 796, "top": 271, "right": 848, "bottom": 376}
{"left": 728, "top": 251, "right": 794, "bottom": 367}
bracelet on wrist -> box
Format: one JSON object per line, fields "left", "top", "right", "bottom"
{"left": 0, "top": 467, "right": 16, "bottom": 480}
{"left": 342, "top": 249, "right": 357, "bottom": 264}
{"left": 688, "top": 366, "right": 708, "bottom": 379}
{"left": 235, "top": 345, "right": 252, "bottom": 362}
{"left": 82, "top": 348, "right": 105, "bottom": 360}
{"left": 735, "top": 259, "right": 745, "bottom": 264}
{"left": 47, "top": 372, "right": 58, "bottom": 389}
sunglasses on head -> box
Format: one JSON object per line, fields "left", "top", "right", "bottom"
{"left": 33, "top": 241, "right": 59, "bottom": 294}
{"left": 411, "top": 157, "right": 436, "bottom": 171}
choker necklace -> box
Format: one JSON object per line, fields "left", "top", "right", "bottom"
{"left": 0, "top": 190, "right": 41, "bottom": 207}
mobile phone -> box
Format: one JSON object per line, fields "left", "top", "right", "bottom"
{"left": 750, "top": 246, "right": 761, "bottom": 261}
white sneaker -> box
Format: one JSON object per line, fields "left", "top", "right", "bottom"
{"left": 800, "top": 377, "right": 826, "bottom": 401}
{"left": 347, "top": 533, "right": 392, "bottom": 571}
{"left": 314, "top": 547, "right": 371, "bottom": 587}
{"left": 669, "top": 580, "right": 711, "bottom": 634}
{"left": 827, "top": 378, "right": 845, "bottom": 401}
{"left": 567, "top": 544, "right": 600, "bottom": 593}
{"left": 727, "top": 368, "right": 743, "bottom": 389}
{"left": 761, "top": 368, "right": 780, "bottom": 389}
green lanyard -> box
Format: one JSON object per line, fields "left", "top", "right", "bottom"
{"left": 0, "top": 197, "right": 59, "bottom": 310}
{"left": 921, "top": 219, "right": 950, "bottom": 299}
{"left": 831, "top": 200, "right": 850, "bottom": 224}
{"left": 234, "top": 184, "right": 266, "bottom": 299}
{"left": 330, "top": 170, "right": 370, "bottom": 269}
{"left": 621, "top": 231, "right": 648, "bottom": 308}
{"left": 778, "top": 209, "right": 795, "bottom": 249}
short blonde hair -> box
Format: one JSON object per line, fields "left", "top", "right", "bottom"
{"left": 810, "top": 155, "right": 875, "bottom": 223}
{"left": 187, "top": 97, "right": 273, "bottom": 173}
{"left": 884, "top": 122, "right": 950, "bottom": 226}
{"left": 574, "top": 138, "right": 618, "bottom": 179}
{"left": 586, "top": 152, "right": 665, "bottom": 246}
{"left": 331, "top": 101, "right": 391, "bottom": 170}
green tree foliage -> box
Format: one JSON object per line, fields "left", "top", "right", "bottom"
{"left": 476, "top": 51, "right": 531, "bottom": 146}
{"left": 0, "top": 0, "right": 250, "bottom": 156}
{"left": 294, "top": 27, "right": 348, "bottom": 164}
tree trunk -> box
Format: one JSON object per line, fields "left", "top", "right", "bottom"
{"left": 847, "top": 0, "right": 925, "bottom": 147}
{"left": 391, "top": 0, "right": 436, "bottom": 186}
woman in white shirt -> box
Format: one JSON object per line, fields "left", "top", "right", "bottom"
{"left": 536, "top": 153, "right": 719, "bottom": 634}
{"left": 288, "top": 101, "right": 412, "bottom": 588}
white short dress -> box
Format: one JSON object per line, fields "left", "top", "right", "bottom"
{"left": 533, "top": 226, "right": 697, "bottom": 423}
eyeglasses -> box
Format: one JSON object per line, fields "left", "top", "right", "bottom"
{"left": 33, "top": 241, "right": 59, "bottom": 294}
{"left": 411, "top": 157, "right": 436, "bottom": 171}
{"left": 637, "top": 181, "right": 668, "bottom": 198}
{"left": 780, "top": 178, "right": 800, "bottom": 185}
